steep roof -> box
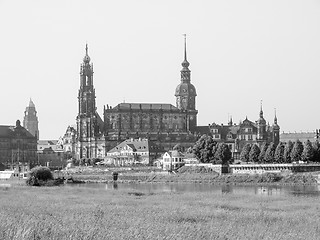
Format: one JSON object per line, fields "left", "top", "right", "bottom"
{"left": 0, "top": 124, "right": 35, "bottom": 139}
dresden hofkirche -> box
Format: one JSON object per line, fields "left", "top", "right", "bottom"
{"left": 75, "top": 39, "right": 280, "bottom": 160}
{"left": 76, "top": 38, "right": 199, "bottom": 160}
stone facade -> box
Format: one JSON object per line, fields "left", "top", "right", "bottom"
{"left": 23, "top": 99, "right": 39, "bottom": 140}
{"left": 207, "top": 106, "right": 280, "bottom": 158}
{"left": 0, "top": 120, "right": 37, "bottom": 169}
{"left": 76, "top": 44, "right": 105, "bottom": 160}
{"left": 75, "top": 38, "right": 199, "bottom": 160}
{"left": 106, "top": 138, "right": 161, "bottom": 166}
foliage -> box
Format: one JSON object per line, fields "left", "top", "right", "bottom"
{"left": 26, "top": 166, "right": 54, "bottom": 186}
{"left": 301, "top": 140, "right": 314, "bottom": 162}
{"left": 240, "top": 143, "right": 251, "bottom": 162}
{"left": 248, "top": 144, "right": 260, "bottom": 163}
{"left": 29, "top": 166, "right": 53, "bottom": 181}
{"left": 264, "top": 142, "right": 276, "bottom": 163}
{"left": 192, "top": 135, "right": 217, "bottom": 163}
{"left": 258, "top": 142, "right": 269, "bottom": 163}
{"left": 274, "top": 142, "right": 285, "bottom": 163}
{"left": 283, "top": 141, "right": 294, "bottom": 163}
{"left": 312, "top": 141, "right": 320, "bottom": 162}
{"left": 213, "top": 143, "right": 232, "bottom": 164}
{"left": 290, "top": 140, "right": 304, "bottom": 162}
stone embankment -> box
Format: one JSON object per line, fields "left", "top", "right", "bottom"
{"left": 63, "top": 166, "right": 319, "bottom": 185}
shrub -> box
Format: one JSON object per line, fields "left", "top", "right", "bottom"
{"left": 26, "top": 166, "right": 54, "bottom": 186}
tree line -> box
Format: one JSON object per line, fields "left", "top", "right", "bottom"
{"left": 191, "top": 134, "right": 320, "bottom": 164}
{"left": 239, "top": 139, "right": 320, "bottom": 163}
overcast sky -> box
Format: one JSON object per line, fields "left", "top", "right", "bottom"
{"left": 1, "top": 0, "right": 320, "bottom": 139}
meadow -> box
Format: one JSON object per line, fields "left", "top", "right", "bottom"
{"left": 1, "top": 181, "right": 320, "bottom": 240}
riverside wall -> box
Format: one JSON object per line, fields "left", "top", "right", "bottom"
{"left": 186, "top": 163, "right": 320, "bottom": 175}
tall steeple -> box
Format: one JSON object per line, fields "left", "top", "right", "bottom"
{"left": 174, "top": 35, "right": 198, "bottom": 131}
{"left": 76, "top": 44, "right": 100, "bottom": 160}
{"left": 180, "top": 34, "right": 191, "bottom": 83}
{"left": 78, "top": 44, "right": 95, "bottom": 116}
{"left": 257, "top": 100, "right": 266, "bottom": 141}
{"left": 272, "top": 108, "right": 280, "bottom": 145}
{"left": 259, "top": 100, "right": 264, "bottom": 119}
{"left": 175, "top": 34, "right": 197, "bottom": 111}
{"left": 23, "top": 98, "right": 39, "bottom": 140}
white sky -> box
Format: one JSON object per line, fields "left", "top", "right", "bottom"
{"left": 1, "top": 0, "right": 320, "bottom": 139}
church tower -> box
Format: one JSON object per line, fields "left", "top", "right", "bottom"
{"left": 272, "top": 109, "right": 280, "bottom": 145}
{"left": 257, "top": 101, "right": 266, "bottom": 142}
{"left": 23, "top": 99, "right": 39, "bottom": 140}
{"left": 175, "top": 35, "right": 198, "bottom": 131}
{"left": 76, "top": 44, "right": 102, "bottom": 159}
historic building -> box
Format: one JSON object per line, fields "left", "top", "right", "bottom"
{"left": 103, "top": 36, "right": 198, "bottom": 152}
{"left": 76, "top": 44, "right": 106, "bottom": 160}
{"left": 207, "top": 105, "right": 280, "bottom": 159}
{"left": 75, "top": 37, "right": 199, "bottom": 160}
{"left": 37, "top": 139, "right": 65, "bottom": 168}
{"left": 62, "top": 125, "right": 77, "bottom": 159}
{"left": 74, "top": 38, "right": 280, "bottom": 160}
{"left": 23, "top": 99, "right": 39, "bottom": 140}
{"left": 106, "top": 138, "right": 161, "bottom": 166}
{"left": 0, "top": 120, "right": 37, "bottom": 170}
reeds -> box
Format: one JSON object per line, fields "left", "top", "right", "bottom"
{"left": 1, "top": 184, "right": 319, "bottom": 239}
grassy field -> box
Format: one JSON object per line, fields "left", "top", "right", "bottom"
{"left": 1, "top": 181, "right": 320, "bottom": 240}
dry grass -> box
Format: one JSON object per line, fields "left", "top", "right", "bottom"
{"left": 1, "top": 183, "right": 320, "bottom": 239}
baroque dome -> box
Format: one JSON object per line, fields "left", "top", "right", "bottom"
{"left": 83, "top": 55, "right": 91, "bottom": 63}
{"left": 175, "top": 82, "right": 197, "bottom": 96}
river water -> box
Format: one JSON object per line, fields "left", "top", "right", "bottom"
{"left": 65, "top": 182, "right": 320, "bottom": 197}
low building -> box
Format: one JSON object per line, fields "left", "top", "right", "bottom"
{"left": 0, "top": 120, "right": 37, "bottom": 170}
{"left": 162, "top": 150, "right": 184, "bottom": 171}
{"left": 106, "top": 138, "right": 162, "bottom": 166}
{"left": 37, "top": 139, "right": 65, "bottom": 169}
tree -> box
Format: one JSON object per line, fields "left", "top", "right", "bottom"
{"left": 240, "top": 143, "right": 251, "bottom": 162}
{"left": 264, "top": 142, "right": 276, "bottom": 163}
{"left": 312, "top": 140, "right": 320, "bottom": 162}
{"left": 214, "top": 143, "right": 232, "bottom": 164}
{"left": 301, "top": 140, "right": 314, "bottom": 162}
{"left": 290, "top": 140, "right": 304, "bottom": 162}
{"left": 274, "top": 142, "right": 285, "bottom": 163}
{"left": 258, "top": 142, "right": 269, "bottom": 163}
{"left": 283, "top": 141, "right": 293, "bottom": 163}
{"left": 249, "top": 144, "right": 260, "bottom": 163}
{"left": 192, "top": 135, "right": 217, "bottom": 163}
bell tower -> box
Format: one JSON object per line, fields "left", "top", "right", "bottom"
{"left": 175, "top": 35, "right": 198, "bottom": 131}
{"left": 76, "top": 44, "right": 100, "bottom": 159}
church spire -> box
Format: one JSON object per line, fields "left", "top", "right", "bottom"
{"left": 181, "top": 34, "right": 190, "bottom": 83}
{"left": 260, "top": 100, "right": 264, "bottom": 118}
{"left": 83, "top": 43, "right": 91, "bottom": 64}
{"left": 274, "top": 108, "right": 278, "bottom": 125}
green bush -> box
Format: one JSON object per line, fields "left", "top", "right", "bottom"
{"left": 26, "top": 166, "right": 54, "bottom": 186}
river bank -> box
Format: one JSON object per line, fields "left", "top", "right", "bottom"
{"left": 61, "top": 166, "right": 319, "bottom": 185}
